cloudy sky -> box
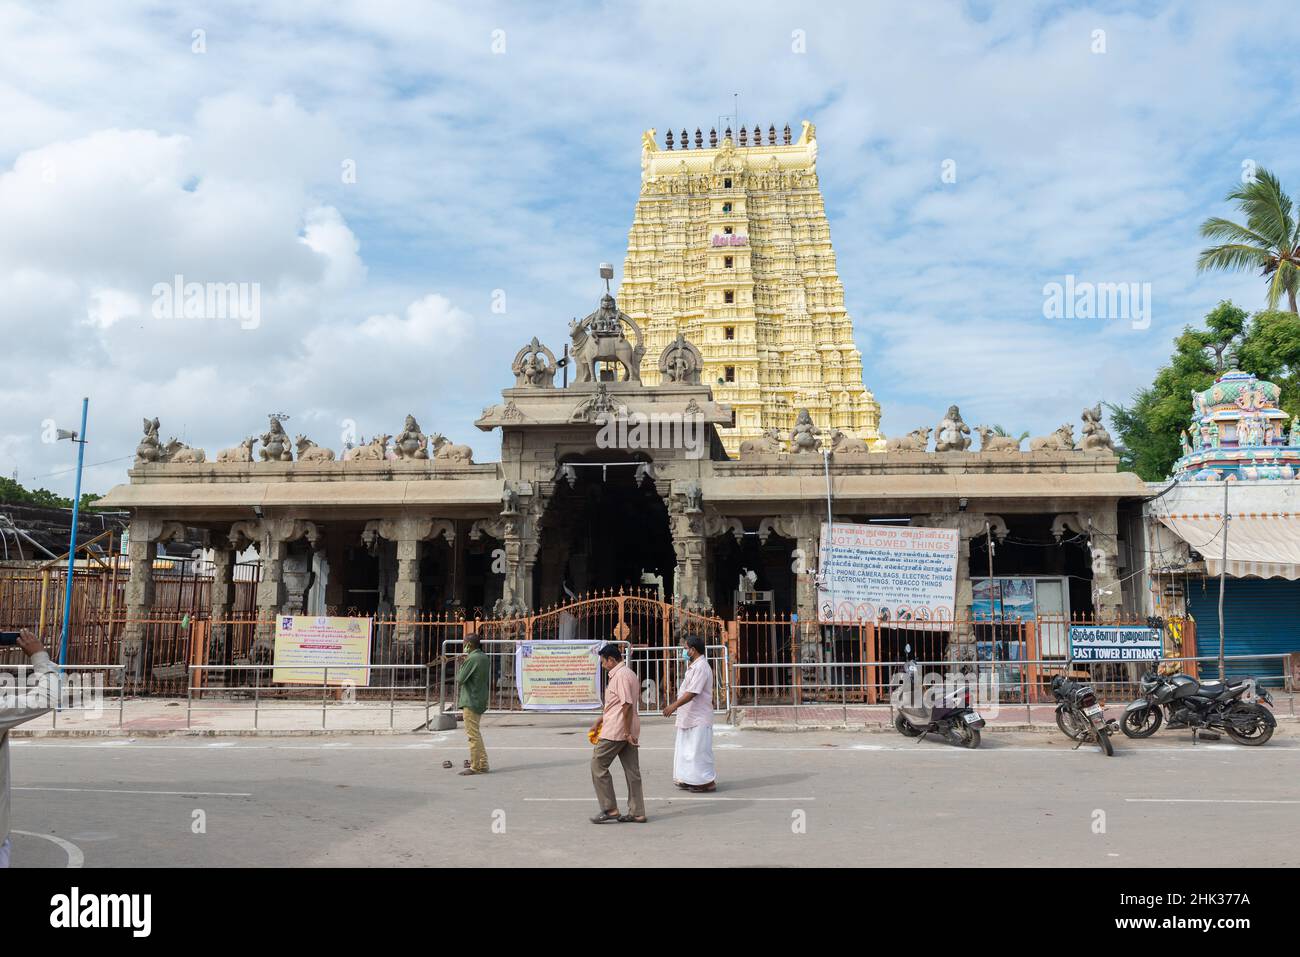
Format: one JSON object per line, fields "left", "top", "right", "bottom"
{"left": 2, "top": 0, "right": 1297, "bottom": 497}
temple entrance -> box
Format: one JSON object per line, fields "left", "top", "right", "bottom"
{"left": 535, "top": 452, "right": 676, "bottom": 605}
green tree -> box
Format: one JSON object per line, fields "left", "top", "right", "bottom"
{"left": 1198, "top": 168, "right": 1300, "bottom": 313}
{"left": 1108, "top": 301, "right": 1251, "bottom": 480}
{"left": 0, "top": 476, "right": 102, "bottom": 511}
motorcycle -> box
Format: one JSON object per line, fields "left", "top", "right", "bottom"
{"left": 893, "top": 644, "right": 986, "bottom": 748}
{"left": 1050, "top": 668, "right": 1120, "bottom": 756}
{"left": 1121, "top": 657, "right": 1276, "bottom": 746}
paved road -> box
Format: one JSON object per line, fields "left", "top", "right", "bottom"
{"left": 8, "top": 718, "right": 1299, "bottom": 867}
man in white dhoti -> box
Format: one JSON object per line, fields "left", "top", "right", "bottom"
{"left": 663, "top": 635, "right": 716, "bottom": 792}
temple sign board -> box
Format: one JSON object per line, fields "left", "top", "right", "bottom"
{"left": 272, "top": 616, "right": 372, "bottom": 686}
{"left": 816, "top": 522, "right": 959, "bottom": 624}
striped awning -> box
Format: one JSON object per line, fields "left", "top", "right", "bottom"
{"left": 1157, "top": 509, "right": 1300, "bottom": 580}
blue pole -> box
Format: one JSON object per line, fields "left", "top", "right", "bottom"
{"left": 59, "top": 397, "right": 89, "bottom": 666}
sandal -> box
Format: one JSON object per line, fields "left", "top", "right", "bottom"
{"left": 590, "top": 809, "right": 621, "bottom": 824}
{"left": 687, "top": 781, "right": 716, "bottom": 793}
{"left": 617, "top": 814, "right": 648, "bottom": 823}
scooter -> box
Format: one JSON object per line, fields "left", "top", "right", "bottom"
{"left": 892, "top": 644, "right": 985, "bottom": 748}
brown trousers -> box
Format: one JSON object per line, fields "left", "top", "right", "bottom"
{"left": 591, "top": 738, "right": 645, "bottom": 818}
{"left": 463, "top": 708, "right": 489, "bottom": 772}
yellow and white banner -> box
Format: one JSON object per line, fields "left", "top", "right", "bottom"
{"left": 272, "top": 616, "right": 372, "bottom": 686}
{"left": 515, "top": 640, "right": 602, "bottom": 710}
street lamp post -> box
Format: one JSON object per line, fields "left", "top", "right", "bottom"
{"left": 57, "top": 397, "right": 89, "bottom": 667}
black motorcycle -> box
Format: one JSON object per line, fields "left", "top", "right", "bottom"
{"left": 1051, "top": 671, "right": 1119, "bottom": 756}
{"left": 1121, "top": 658, "right": 1276, "bottom": 746}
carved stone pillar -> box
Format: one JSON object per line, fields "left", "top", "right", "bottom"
{"left": 1057, "top": 509, "right": 1122, "bottom": 620}
{"left": 208, "top": 544, "right": 235, "bottom": 666}
{"left": 917, "top": 512, "right": 1004, "bottom": 653}
{"left": 362, "top": 517, "right": 454, "bottom": 641}
{"left": 493, "top": 484, "right": 538, "bottom": 617}
{"left": 1092, "top": 511, "right": 1122, "bottom": 620}
{"left": 323, "top": 535, "right": 347, "bottom": 613}
{"left": 668, "top": 481, "right": 710, "bottom": 613}
{"left": 246, "top": 519, "right": 323, "bottom": 659}
{"left": 121, "top": 517, "right": 186, "bottom": 675}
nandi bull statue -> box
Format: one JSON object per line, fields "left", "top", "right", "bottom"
{"left": 294, "top": 435, "right": 336, "bottom": 462}
{"left": 886, "top": 427, "right": 931, "bottom": 452}
{"left": 739, "top": 427, "right": 785, "bottom": 456}
{"left": 1030, "top": 423, "right": 1075, "bottom": 452}
{"left": 161, "top": 438, "right": 206, "bottom": 463}
{"left": 344, "top": 435, "right": 390, "bottom": 461}
{"left": 829, "top": 429, "right": 871, "bottom": 455}
{"left": 973, "top": 426, "right": 1021, "bottom": 453}
{"left": 430, "top": 433, "right": 473, "bottom": 464}
{"left": 217, "top": 436, "right": 257, "bottom": 462}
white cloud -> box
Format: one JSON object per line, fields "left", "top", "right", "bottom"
{"left": 3, "top": 1, "right": 1300, "bottom": 494}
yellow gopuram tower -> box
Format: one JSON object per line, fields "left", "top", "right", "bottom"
{"left": 618, "top": 120, "right": 884, "bottom": 456}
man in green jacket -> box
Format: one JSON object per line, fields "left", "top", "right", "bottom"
{"left": 456, "top": 635, "right": 490, "bottom": 775}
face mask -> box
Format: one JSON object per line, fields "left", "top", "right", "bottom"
{"left": 680, "top": 649, "right": 691, "bottom": 662}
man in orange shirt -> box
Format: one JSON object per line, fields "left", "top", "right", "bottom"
{"left": 589, "top": 643, "right": 646, "bottom": 824}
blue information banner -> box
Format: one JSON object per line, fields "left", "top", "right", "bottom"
{"left": 1068, "top": 625, "right": 1162, "bottom": 662}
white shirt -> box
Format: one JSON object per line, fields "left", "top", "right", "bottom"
{"left": 675, "top": 656, "right": 714, "bottom": 729}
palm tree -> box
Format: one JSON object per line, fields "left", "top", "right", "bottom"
{"left": 991, "top": 425, "right": 1029, "bottom": 442}
{"left": 1198, "top": 168, "right": 1300, "bottom": 313}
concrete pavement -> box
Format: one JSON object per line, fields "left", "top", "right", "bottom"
{"left": 7, "top": 715, "right": 1299, "bottom": 867}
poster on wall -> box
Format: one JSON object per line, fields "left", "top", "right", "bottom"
{"left": 272, "top": 615, "right": 372, "bottom": 685}
{"left": 972, "top": 577, "right": 1037, "bottom": 620}
{"left": 515, "top": 640, "right": 603, "bottom": 710}
{"left": 1068, "top": 625, "right": 1162, "bottom": 662}
{"left": 816, "top": 522, "right": 959, "bottom": 624}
